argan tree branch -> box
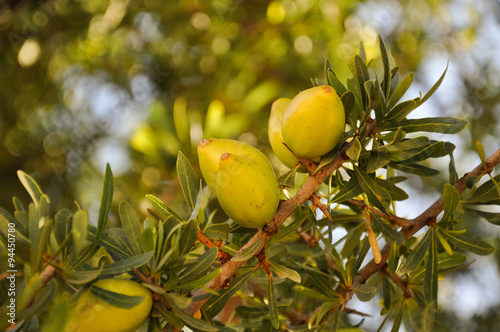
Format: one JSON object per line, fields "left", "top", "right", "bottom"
{"left": 341, "top": 147, "right": 500, "bottom": 302}
{"left": 183, "top": 119, "right": 379, "bottom": 317}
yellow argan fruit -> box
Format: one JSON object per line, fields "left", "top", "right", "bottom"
{"left": 65, "top": 279, "right": 152, "bottom": 332}
{"left": 268, "top": 98, "right": 299, "bottom": 169}
{"left": 216, "top": 153, "right": 279, "bottom": 228}
{"left": 281, "top": 85, "right": 345, "bottom": 160}
{"left": 198, "top": 138, "right": 271, "bottom": 193}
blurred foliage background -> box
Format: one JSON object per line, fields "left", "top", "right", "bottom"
{"left": 1, "top": 0, "right": 499, "bottom": 330}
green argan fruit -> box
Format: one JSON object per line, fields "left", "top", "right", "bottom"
{"left": 281, "top": 85, "right": 345, "bottom": 159}
{"left": 66, "top": 278, "right": 152, "bottom": 332}
{"left": 198, "top": 138, "right": 271, "bottom": 193}
{"left": 216, "top": 153, "right": 279, "bottom": 228}
{"left": 268, "top": 98, "right": 300, "bottom": 169}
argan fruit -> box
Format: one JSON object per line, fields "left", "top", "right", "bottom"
{"left": 216, "top": 153, "right": 279, "bottom": 228}
{"left": 65, "top": 279, "right": 152, "bottom": 332}
{"left": 198, "top": 138, "right": 271, "bottom": 193}
{"left": 268, "top": 98, "right": 300, "bottom": 169}
{"left": 281, "top": 85, "right": 345, "bottom": 159}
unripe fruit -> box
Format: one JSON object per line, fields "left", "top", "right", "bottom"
{"left": 198, "top": 138, "right": 271, "bottom": 193}
{"left": 281, "top": 85, "right": 345, "bottom": 159}
{"left": 66, "top": 279, "right": 152, "bottom": 332}
{"left": 268, "top": 98, "right": 299, "bottom": 169}
{"left": 216, "top": 153, "right": 279, "bottom": 228}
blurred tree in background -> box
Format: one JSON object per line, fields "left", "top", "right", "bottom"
{"left": 1, "top": 0, "right": 500, "bottom": 330}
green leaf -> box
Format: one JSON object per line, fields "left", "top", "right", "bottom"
{"left": 328, "top": 69, "right": 348, "bottom": 96}
{"left": 17, "top": 170, "right": 44, "bottom": 208}
{"left": 268, "top": 275, "right": 280, "bottom": 329}
{"left": 385, "top": 100, "right": 417, "bottom": 122}
{"left": 465, "top": 208, "right": 500, "bottom": 226}
{"left": 353, "top": 165, "right": 391, "bottom": 213}
{"left": 141, "top": 227, "right": 155, "bottom": 253}
{"left": 177, "top": 151, "right": 198, "bottom": 212}
{"left": 65, "top": 251, "right": 154, "bottom": 280}
{"left": 155, "top": 304, "right": 185, "bottom": 329}
{"left": 72, "top": 210, "right": 88, "bottom": 255}
{"left": 269, "top": 261, "right": 301, "bottom": 283}
{"left": 416, "top": 63, "right": 448, "bottom": 107}
{"left": 232, "top": 236, "right": 264, "bottom": 262}
{"left": 399, "top": 230, "right": 432, "bottom": 273}
{"left": 437, "top": 251, "right": 468, "bottom": 271}
{"left": 379, "top": 36, "right": 391, "bottom": 98}
{"left": 119, "top": 201, "right": 144, "bottom": 255}
{"left": 353, "top": 283, "right": 377, "bottom": 302}
{"left": 40, "top": 296, "right": 71, "bottom": 332}
{"left": 294, "top": 286, "right": 338, "bottom": 302}
{"left": 55, "top": 208, "right": 73, "bottom": 248}
{"left": 366, "top": 149, "right": 391, "bottom": 173}
{"left": 205, "top": 223, "right": 230, "bottom": 241}
{"left": 449, "top": 153, "right": 459, "bottom": 185}
{"left": 277, "top": 167, "right": 296, "bottom": 189}
{"left": 389, "top": 161, "right": 439, "bottom": 177}
{"left": 436, "top": 229, "right": 453, "bottom": 256}
{"left": 316, "top": 302, "right": 339, "bottom": 328}
{"left": 330, "top": 176, "right": 364, "bottom": 204}
{"left": 90, "top": 285, "right": 146, "bottom": 309}
{"left": 204, "top": 269, "right": 254, "bottom": 318}
{"left": 341, "top": 90, "right": 356, "bottom": 118}
{"left": 179, "top": 219, "right": 198, "bottom": 256}
{"left": 179, "top": 247, "right": 218, "bottom": 281}
{"left": 145, "top": 194, "right": 183, "bottom": 222}
{"left": 385, "top": 117, "right": 469, "bottom": 134}
{"left": 87, "top": 224, "right": 133, "bottom": 259}
{"left": 354, "top": 55, "right": 370, "bottom": 106}
{"left": 168, "top": 294, "right": 219, "bottom": 331}
{"left": 73, "top": 164, "right": 114, "bottom": 269}
{"left": 424, "top": 230, "right": 438, "bottom": 304}
{"left": 371, "top": 215, "right": 404, "bottom": 244}
{"left": 441, "top": 231, "right": 495, "bottom": 255}
{"left": 374, "top": 178, "right": 408, "bottom": 201}
{"left": 387, "top": 73, "right": 413, "bottom": 110}
{"left": 466, "top": 174, "right": 500, "bottom": 204}
{"left": 370, "top": 80, "right": 386, "bottom": 125}
{"left": 173, "top": 267, "right": 221, "bottom": 290}
{"left": 346, "top": 137, "right": 362, "bottom": 161}
{"left": 442, "top": 184, "right": 459, "bottom": 222}
{"left": 271, "top": 213, "right": 309, "bottom": 243}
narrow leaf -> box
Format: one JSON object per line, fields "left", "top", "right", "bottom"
{"left": 177, "top": 151, "right": 198, "bottom": 212}
{"left": 204, "top": 269, "right": 254, "bottom": 318}
{"left": 465, "top": 208, "right": 500, "bottom": 226}
{"left": 466, "top": 174, "right": 500, "bottom": 204}
{"left": 145, "top": 194, "right": 183, "bottom": 222}
{"left": 387, "top": 73, "right": 414, "bottom": 110}
{"left": 269, "top": 261, "right": 301, "bottom": 283}
{"left": 389, "top": 161, "right": 440, "bottom": 177}
{"left": 424, "top": 230, "right": 438, "bottom": 304}
{"left": 179, "top": 247, "right": 218, "bottom": 281}
{"left": 168, "top": 295, "right": 218, "bottom": 331}
{"left": 346, "top": 137, "right": 362, "bottom": 161}
{"left": 268, "top": 275, "right": 280, "bottom": 329}
{"left": 416, "top": 63, "right": 448, "bottom": 107}
{"left": 119, "top": 201, "right": 143, "bottom": 255}
{"left": 353, "top": 283, "right": 377, "bottom": 302}
{"left": 330, "top": 176, "right": 364, "bottom": 204}
{"left": 372, "top": 214, "right": 404, "bottom": 244}
{"left": 385, "top": 100, "right": 417, "bottom": 122}
{"left": 441, "top": 231, "right": 495, "bottom": 255}
{"left": 232, "top": 237, "right": 264, "bottom": 262}
{"left": 385, "top": 117, "right": 469, "bottom": 134}
{"left": 354, "top": 165, "right": 392, "bottom": 212}
{"left": 441, "top": 184, "right": 459, "bottom": 222}
{"left": 17, "top": 170, "right": 43, "bottom": 207}
{"left": 399, "top": 230, "right": 432, "bottom": 273}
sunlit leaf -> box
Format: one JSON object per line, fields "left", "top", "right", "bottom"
{"left": 353, "top": 165, "right": 391, "bottom": 213}
{"left": 385, "top": 117, "right": 469, "bottom": 134}
{"left": 441, "top": 230, "right": 495, "bottom": 255}
{"left": 17, "top": 170, "right": 44, "bottom": 208}
{"left": 387, "top": 72, "right": 413, "bottom": 110}
{"left": 400, "top": 230, "right": 432, "bottom": 273}
{"left": 269, "top": 261, "right": 301, "bottom": 283}
{"left": 177, "top": 151, "right": 198, "bottom": 212}
{"left": 145, "top": 194, "right": 183, "bottom": 222}
{"left": 232, "top": 237, "right": 264, "bottom": 262}
{"left": 416, "top": 63, "right": 448, "bottom": 107}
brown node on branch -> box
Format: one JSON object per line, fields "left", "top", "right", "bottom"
{"left": 256, "top": 248, "right": 272, "bottom": 279}
{"left": 197, "top": 230, "right": 232, "bottom": 264}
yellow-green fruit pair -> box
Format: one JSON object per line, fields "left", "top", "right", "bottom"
{"left": 66, "top": 279, "right": 152, "bottom": 332}
{"left": 198, "top": 139, "right": 279, "bottom": 228}
{"left": 278, "top": 85, "right": 345, "bottom": 160}
{"left": 268, "top": 98, "right": 300, "bottom": 169}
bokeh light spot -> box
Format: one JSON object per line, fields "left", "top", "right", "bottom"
{"left": 294, "top": 35, "right": 313, "bottom": 54}
{"left": 18, "top": 39, "right": 41, "bottom": 68}
{"left": 267, "top": 1, "right": 286, "bottom": 25}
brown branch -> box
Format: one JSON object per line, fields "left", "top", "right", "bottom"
{"left": 347, "top": 199, "right": 413, "bottom": 228}
{"left": 383, "top": 266, "right": 415, "bottom": 299}
{"left": 340, "top": 147, "right": 500, "bottom": 301}
{"left": 184, "top": 119, "right": 379, "bottom": 317}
